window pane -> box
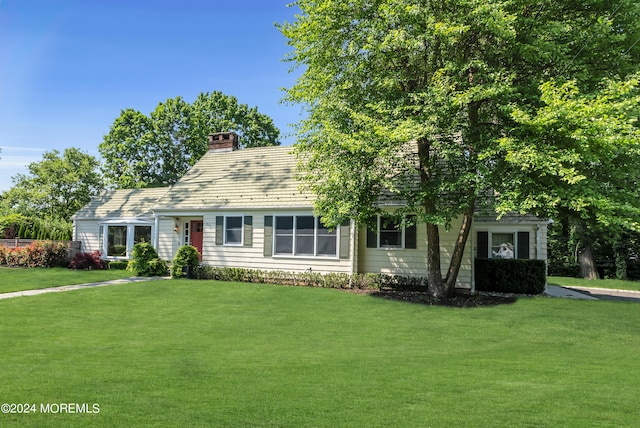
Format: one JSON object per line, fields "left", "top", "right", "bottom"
{"left": 296, "top": 216, "right": 314, "bottom": 234}
{"left": 380, "top": 231, "right": 401, "bottom": 247}
{"left": 296, "top": 236, "right": 315, "bottom": 255}
{"left": 226, "top": 229, "right": 242, "bottom": 244}
{"left": 276, "top": 216, "right": 293, "bottom": 233}
{"left": 275, "top": 236, "right": 293, "bottom": 254}
{"left": 107, "top": 226, "right": 127, "bottom": 257}
{"left": 317, "top": 236, "right": 337, "bottom": 256}
{"left": 379, "top": 216, "right": 402, "bottom": 247}
{"left": 225, "top": 216, "right": 242, "bottom": 244}
{"left": 491, "top": 233, "right": 514, "bottom": 259}
{"left": 134, "top": 226, "right": 151, "bottom": 244}
{"left": 226, "top": 216, "right": 242, "bottom": 229}
{"left": 317, "top": 218, "right": 336, "bottom": 235}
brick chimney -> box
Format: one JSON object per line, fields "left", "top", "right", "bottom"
{"left": 208, "top": 132, "right": 239, "bottom": 153}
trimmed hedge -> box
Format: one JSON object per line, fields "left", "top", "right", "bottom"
{"left": 191, "top": 265, "right": 428, "bottom": 291}
{"left": 108, "top": 261, "right": 129, "bottom": 270}
{"left": 475, "top": 258, "right": 546, "bottom": 295}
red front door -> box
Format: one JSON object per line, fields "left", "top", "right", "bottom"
{"left": 190, "top": 220, "right": 204, "bottom": 261}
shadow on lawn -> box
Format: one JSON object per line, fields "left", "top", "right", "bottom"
{"left": 367, "top": 290, "right": 518, "bottom": 307}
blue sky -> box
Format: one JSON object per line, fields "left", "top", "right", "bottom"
{"left": 0, "top": 0, "right": 303, "bottom": 191}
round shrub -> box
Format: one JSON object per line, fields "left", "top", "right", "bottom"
{"left": 127, "top": 242, "right": 168, "bottom": 276}
{"left": 171, "top": 245, "right": 200, "bottom": 278}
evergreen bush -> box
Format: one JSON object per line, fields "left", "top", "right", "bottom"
{"left": 475, "top": 258, "right": 546, "bottom": 294}
{"left": 127, "top": 242, "right": 168, "bottom": 276}
{"left": 171, "top": 245, "right": 200, "bottom": 278}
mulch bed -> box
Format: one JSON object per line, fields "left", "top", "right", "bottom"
{"left": 347, "top": 288, "right": 519, "bottom": 307}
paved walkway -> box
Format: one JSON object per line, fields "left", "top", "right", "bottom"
{"left": 0, "top": 276, "right": 169, "bottom": 300}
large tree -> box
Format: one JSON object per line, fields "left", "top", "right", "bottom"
{"left": 1, "top": 148, "right": 103, "bottom": 222}
{"left": 281, "top": 0, "right": 640, "bottom": 297}
{"left": 99, "top": 91, "right": 281, "bottom": 188}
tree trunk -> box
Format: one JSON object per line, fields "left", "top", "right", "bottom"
{"left": 426, "top": 222, "right": 445, "bottom": 299}
{"left": 579, "top": 240, "right": 598, "bottom": 280}
{"left": 445, "top": 199, "right": 475, "bottom": 294}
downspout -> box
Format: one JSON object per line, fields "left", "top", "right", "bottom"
{"left": 153, "top": 212, "right": 160, "bottom": 250}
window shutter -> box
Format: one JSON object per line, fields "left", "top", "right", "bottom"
{"left": 339, "top": 220, "right": 350, "bottom": 259}
{"left": 244, "top": 216, "right": 253, "bottom": 247}
{"left": 215, "top": 216, "right": 224, "bottom": 245}
{"left": 477, "top": 231, "right": 489, "bottom": 259}
{"left": 517, "top": 231, "right": 530, "bottom": 259}
{"left": 263, "top": 216, "right": 273, "bottom": 256}
{"left": 366, "top": 217, "right": 377, "bottom": 248}
{"left": 405, "top": 216, "right": 417, "bottom": 249}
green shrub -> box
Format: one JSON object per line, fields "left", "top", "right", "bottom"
{"left": 127, "top": 242, "right": 168, "bottom": 277}
{"left": 108, "top": 260, "right": 129, "bottom": 270}
{"left": 191, "top": 265, "right": 428, "bottom": 291}
{"left": 171, "top": 245, "right": 200, "bottom": 278}
{"left": 475, "top": 258, "right": 547, "bottom": 294}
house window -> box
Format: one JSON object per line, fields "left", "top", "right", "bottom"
{"left": 491, "top": 233, "right": 514, "bottom": 259}
{"left": 366, "top": 215, "right": 417, "bottom": 249}
{"left": 134, "top": 225, "right": 152, "bottom": 244}
{"left": 274, "top": 215, "right": 337, "bottom": 257}
{"left": 477, "top": 231, "right": 530, "bottom": 259}
{"left": 225, "top": 216, "right": 243, "bottom": 245}
{"left": 101, "top": 223, "right": 155, "bottom": 259}
{"left": 107, "top": 226, "right": 128, "bottom": 257}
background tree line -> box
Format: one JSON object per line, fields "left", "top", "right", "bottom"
{"left": 0, "top": 91, "right": 280, "bottom": 240}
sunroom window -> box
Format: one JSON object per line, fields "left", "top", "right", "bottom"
{"left": 100, "top": 222, "right": 154, "bottom": 259}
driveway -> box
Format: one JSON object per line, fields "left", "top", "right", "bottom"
{"left": 546, "top": 285, "right": 640, "bottom": 302}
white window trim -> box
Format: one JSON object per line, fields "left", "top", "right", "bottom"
{"left": 273, "top": 215, "right": 339, "bottom": 259}
{"left": 376, "top": 215, "right": 406, "bottom": 250}
{"left": 99, "top": 222, "right": 154, "bottom": 259}
{"left": 223, "top": 215, "right": 244, "bottom": 246}
{"left": 478, "top": 230, "right": 529, "bottom": 260}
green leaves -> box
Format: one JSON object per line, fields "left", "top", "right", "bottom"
{"left": 99, "top": 92, "right": 280, "bottom": 189}
{"left": 0, "top": 148, "right": 103, "bottom": 222}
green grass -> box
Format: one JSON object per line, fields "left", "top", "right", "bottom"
{"left": 0, "top": 267, "right": 135, "bottom": 294}
{"left": 1, "top": 280, "right": 639, "bottom": 427}
{"left": 548, "top": 275, "right": 640, "bottom": 292}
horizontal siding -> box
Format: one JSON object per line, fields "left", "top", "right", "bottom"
{"left": 357, "top": 217, "right": 473, "bottom": 289}
{"left": 156, "top": 219, "right": 177, "bottom": 261}
{"left": 200, "top": 211, "right": 353, "bottom": 274}
{"left": 75, "top": 220, "right": 100, "bottom": 254}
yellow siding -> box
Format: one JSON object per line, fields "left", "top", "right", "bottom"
{"left": 199, "top": 211, "right": 353, "bottom": 274}
{"left": 357, "top": 216, "right": 472, "bottom": 289}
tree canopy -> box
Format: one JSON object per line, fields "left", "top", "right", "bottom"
{"left": 0, "top": 148, "right": 103, "bottom": 222}
{"left": 99, "top": 91, "right": 281, "bottom": 189}
{"left": 281, "top": 0, "right": 640, "bottom": 296}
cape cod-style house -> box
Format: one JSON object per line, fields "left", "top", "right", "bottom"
{"left": 72, "top": 132, "right": 549, "bottom": 291}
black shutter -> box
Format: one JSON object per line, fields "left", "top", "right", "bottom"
{"left": 517, "top": 231, "right": 530, "bottom": 259}
{"left": 366, "top": 216, "right": 377, "bottom": 248}
{"left": 244, "top": 216, "right": 253, "bottom": 247}
{"left": 263, "top": 216, "right": 273, "bottom": 257}
{"left": 405, "top": 215, "right": 417, "bottom": 249}
{"left": 215, "top": 216, "right": 224, "bottom": 245}
{"left": 477, "top": 231, "right": 489, "bottom": 259}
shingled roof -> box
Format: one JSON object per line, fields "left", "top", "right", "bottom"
{"left": 152, "top": 146, "right": 315, "bottom": 211}
{"left": 72, "top": 187, "right": 170, "bottom": 219}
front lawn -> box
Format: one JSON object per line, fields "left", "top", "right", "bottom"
{"left": 0, "top": 280, "right": 639, "bottom": 426}
{"left": 548, "top": 275, "right": 640, "bottom": 292}
{"left": 0, "top": 267, "right": 134, "bottom": 294}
